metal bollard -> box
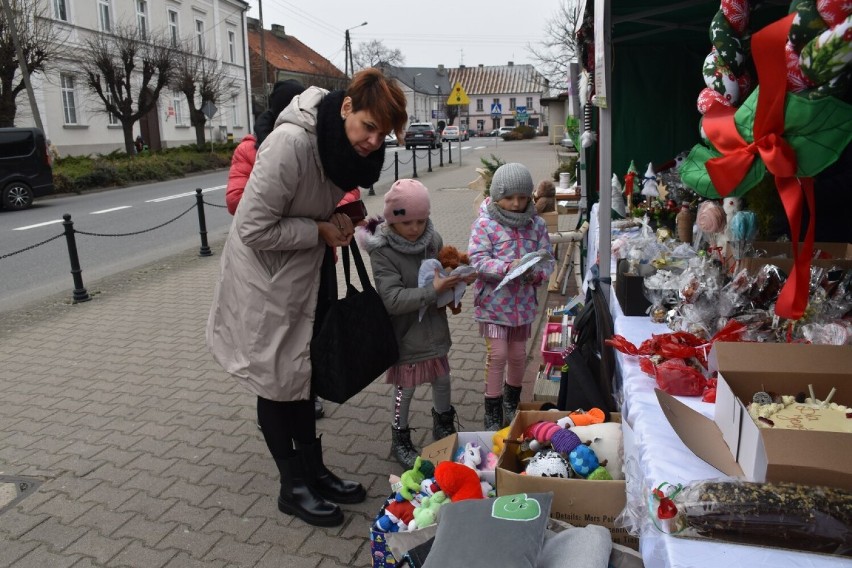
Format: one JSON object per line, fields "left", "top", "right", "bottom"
{"left": 439, "top": 144, "right": 444, "bottom": 167}
{"left": 394, "top": 152, "right": 399, "bottom": 181}
{"left": 368, "top": 185, "right": 375, "bottom": 196}
{"left": 427, "top": 148, "right": 433, "bottom": 172}
{"left": 412, "top": 148, "right": 418, "bottom": 178}
{"left": 62, "top": 214, "right": 90, "bottom": 303}
{"left": 195, "top": 188, "right": 213, "bottom": 257}
{"left": 448, "top": 139, "right": 453, "bottom": 164}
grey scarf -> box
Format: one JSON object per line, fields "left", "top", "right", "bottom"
{"left": 487, "top": 200, "right": 536, "bottom": 228}
{"left": 383, "top": 219, "right": 436, "bottom": 256}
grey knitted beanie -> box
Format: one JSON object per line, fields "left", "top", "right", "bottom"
{"left": 490, "top": 163, "right": 534, "bottom": 202}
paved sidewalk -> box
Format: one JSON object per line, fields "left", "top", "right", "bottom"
{"left": 0, "top": 138, "right": 563, "bottom": 567}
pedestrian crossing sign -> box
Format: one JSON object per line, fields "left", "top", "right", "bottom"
{"left": 447, "top": 82, "right": 470, "bottom": 106}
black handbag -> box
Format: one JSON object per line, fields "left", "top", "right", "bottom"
{"left": 311, "top": 240, "right": 399, "bottom": 404}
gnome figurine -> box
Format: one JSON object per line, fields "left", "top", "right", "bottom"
{"left": 641, "top": 162, "right": 659, "bottom": 199}
{"left": 611, "top": 173, "right": 626, "bottom": 217}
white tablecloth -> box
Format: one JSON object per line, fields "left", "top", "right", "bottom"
{"left": 610, "top": 288, "right": 849, "bottom": 568}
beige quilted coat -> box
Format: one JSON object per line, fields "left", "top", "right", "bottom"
{"left": 206, "top": 88, "right": 346, "bottom": 401}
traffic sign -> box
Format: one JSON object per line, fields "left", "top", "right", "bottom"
{"left": 201, "top": 101, "right": 217, "bottom": 120}
{"left": 447, "top": 82, "right": 470, "bottom": 106}
{"left": 515, "top": 105, "right": 528, "bottom": 122}
{"left": 490, "top": 102, "right": 502, "bottom": 116}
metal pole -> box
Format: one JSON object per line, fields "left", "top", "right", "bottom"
{"left": 344, "top": 29, "right": 350, "bottom": 77}
{"left": 411, "top": 148, "right": 418, "bottom": 178}
{"left": 62, "top": 214, "right": 90, "bottom": 303}
{"left": 394, "top": 152, "right": 399, "bottom": 181}
{"left": 427, "top": 147, "right": 432, "bottom": 172}
{"left": 439, "top": 143, "right": 444, "bottom": 167}
{"left": 368, "top": 185, "right": 375, "bottom": 196}
{"left": 195, "top": 188, "right": 213, "bottom": 256}
{"left": 257, "top": 0, "right": 269, "bottom": 111}
{"left": 447, "top": 139, "right": 452, "bottom": 164}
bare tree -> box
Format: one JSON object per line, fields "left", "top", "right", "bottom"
{"left": 0, "top": 0, "right": 65, "bottom": 127}
{"left": 79, "top": 24, "right": 175, "bottom": 155}
{"left": 353, "top": 40, "right": 404, "bottom": 70}
{"left": 171, "top": 41, "right": 238, "bottom": 146}
{"left": 527, "top": 0, "right": 581, "bottom": 93}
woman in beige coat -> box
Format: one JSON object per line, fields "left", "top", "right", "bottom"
{"left": 207, "top": 68, "right": 407, "bottom": 527}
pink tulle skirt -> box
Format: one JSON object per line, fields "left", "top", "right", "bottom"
{"left": 386, "top": 356, "right": 451, "bottom": 388}
{"left": 478, "top": 322, "right": 531, "bottom": 341}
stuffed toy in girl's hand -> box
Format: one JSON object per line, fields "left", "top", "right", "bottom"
{"left": 417, "top": 247, "right": 477, "bottom": 320}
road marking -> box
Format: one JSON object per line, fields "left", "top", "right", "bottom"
{"left": 91, "top": 206, "right": 132, "bottom": 215}
{"left": 14, "top": 219, "right": 63, "bottom": 231}
{"left": 474, "top": 146, "right": 487, "bottom": 150}
{"left": 146, "top": 185, "right": 226, "bottom": 203}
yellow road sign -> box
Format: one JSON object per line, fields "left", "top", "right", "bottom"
{"left": 446, "top": 82, "right": 470, "bottom": 106}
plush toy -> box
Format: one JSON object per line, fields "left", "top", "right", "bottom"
{"left": 492, "top": 426, "right": 511, "bottom": 455}
{"left": 398, "top": 457, "right": 435, "bottom": 502}
{"left": 434, "top": 460, "right": 484, "bottom": 502}
{"left": 568, "top": 444, "right": 612, "bottom": 480}
{"left": 556, "top": 407, "right": 606, "bottom": 428}
{"left": 572, "top": 422, "right": 625, "bottom": 480}
{"left": 525, "top": 449, "right": 572, "bottom": 478}
{"left": 436, "top": 245, "right": 474, "bottom": 315}
{"left": 408, "top": 490, "right": 448, "bottom": 531}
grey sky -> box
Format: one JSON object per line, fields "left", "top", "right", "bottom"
{"left": 246, "top": 0, "right": 562, "bottom": 71}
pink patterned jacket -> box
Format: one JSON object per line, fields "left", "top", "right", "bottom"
{"left": 467, "top": 198, "right": 553, "bottom": 327}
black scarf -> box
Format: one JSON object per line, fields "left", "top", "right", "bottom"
{"left": 316, "top": 90, "right": 385, "bottom": 190}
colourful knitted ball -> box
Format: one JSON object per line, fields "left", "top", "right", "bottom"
{"left": 525, "top": 450, "right": 571, "bottom": 478}
{"left": 551, "top": 428, "right": 582, "bottom": 455}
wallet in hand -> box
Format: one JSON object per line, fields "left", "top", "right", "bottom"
{"left": 335, "top": 199, "right": 368, "bottom": 223}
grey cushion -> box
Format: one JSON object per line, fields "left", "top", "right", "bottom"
{"left": 537, "top": 524, "right": 612, "bottom": 568}
{"left": 423, "top": 492, "right": 553, "bottom": 568}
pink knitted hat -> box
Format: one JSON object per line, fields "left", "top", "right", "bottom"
{"left": 383, "top": 179, "right": 431, "bottom": 223}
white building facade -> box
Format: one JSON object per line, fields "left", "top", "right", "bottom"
{"left": 18, "top": 0, "right": 251, "bottom": 156}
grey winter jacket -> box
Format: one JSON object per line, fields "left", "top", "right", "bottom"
{"left": 206, "top": 87, "right": 346, "bottom": 401}
{"left": 362, "top": 226, "right": 453, "bottom": 366}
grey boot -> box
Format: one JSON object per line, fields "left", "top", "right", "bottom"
{"left": 390, "top": 426, "right": 419, "bottom": 470}
{"left": 484, "top": 396, "right": 504, "bottom": 431}
{"left": 502, "top": 384, "right": 522, "bottom": 427}
{"left": 431, "top": 406, "right": 458, "bottom": 441}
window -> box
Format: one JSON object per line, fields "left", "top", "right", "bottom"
{"left": 476, "top": 98, "right": 483, "bottom": 112}
{"left": 526, "top": 96, "right": 534, "bottom": 110}
{"left": 106, "top": 93, "right": 119, "bottom": 125}
{"left": 230, "top": 95, "right": 240, "bottom": 126}
{"left": 167, "top": 9, "right": 179, "bottom": 47}
{"left": 53, "top": 0, "right": 68, "bottom": 21}
{"left": 172, "top": 91, "right": 186, "bottom": 126}
{"left": 60, "top": 74, "right": 78, "bottom": 125}
{"left": 97, "top": 0, "right": 111, "bottom": 32}
{"left": 509, "top": 97, "right": 516, "bottom": 110}
{"left": 195, "top": 19, "right": 205, "bottom": 52}
{"left": 227, "top": 30, "right": 236, "bottom": 63}
{"left": 136, "top": 0, "right": 148, "bottom": 39}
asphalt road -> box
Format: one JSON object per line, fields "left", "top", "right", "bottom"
{"left": 0, "top": 139, "right": 499, "bottom": 314}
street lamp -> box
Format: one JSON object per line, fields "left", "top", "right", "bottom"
{"left": 344, "top": 21, "right": 368, "bottom": 78}
{"left": 412, "top": 72, "right": 421, "bottom": 121}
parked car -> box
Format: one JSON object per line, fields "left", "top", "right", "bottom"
{"left": 498, "top": 126, "right": 515, "bottom": 137}
{"left": 486, "top": 129, "right": 501, "bottom": 137}
{"left": 560, "top": 133, "right": 576, "bottom": 150}
{"left": 404, "top": 122, "right": 442, "bottom": 149}
{"left": 442, "top": 125, "right": 460, "bottom": 142}
{"left": 0, "top": 127, "right": 55, "bottom": 211}
{"left": 384, "top": 132, "right": 399, "bottom": 147}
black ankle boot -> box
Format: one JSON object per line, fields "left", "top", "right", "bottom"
{"left": 502, "top": 384, "right": 522, "bottom": 427}
{"left": 431, "top": 406, "right": 458, "bottom": 441}
{"left": 295, "top": 436, "right": 366, "bottom": 504}
{"left": 484, "top": 396, "right": 503, "bottom": 431}
{"left": 275, "top": 456, "right": 343, "bottom": 527}
{"left": 390, "top": 426, "right": 419, "bottom": 470}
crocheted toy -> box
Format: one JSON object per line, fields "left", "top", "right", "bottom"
{"left": 525, "top": 449, "right": 571, "bottom": 478}
{"left": 568, "top": 444, "right": 612, "bottom": 480}
{"left": 434, "top": 460, "right": 484, "bottom": 502}
{"left": 398, "top": 457, "right": 435, "bottom": 502}
{"left": 555, "top": 407, "right": 606, "bottom": 429}
{"left": 436, "top": 245, "right": 473, "bottom": 314}
{"left": 408, "top": 490, "right": 448, "bottom": 530}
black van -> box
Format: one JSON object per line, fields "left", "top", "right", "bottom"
{"left": 0, "top": 127, "right": 55, "bottom": 210}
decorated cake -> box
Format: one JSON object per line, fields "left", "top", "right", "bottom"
{"left": 747, "top": 396, "right": 851, "bottom": 434}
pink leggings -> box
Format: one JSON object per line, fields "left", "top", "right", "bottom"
{"left": 484, "top": 337, "right": 526, "bottom": 398}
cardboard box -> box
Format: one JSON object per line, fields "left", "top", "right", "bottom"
{"left": 496, "top": 410, "right": 637, "bottom": 549}
{"left": 420, "top": 431, "right": 497, "bottom": 485}
{"left": 614, "top": 259, "right": 654, "bottom": 316}
{"left": 658, "top": 342, "right": 852, "bottom": 491}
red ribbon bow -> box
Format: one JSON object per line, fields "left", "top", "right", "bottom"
{"left": 703, "top": 13, "right": 814, "bottom": 321}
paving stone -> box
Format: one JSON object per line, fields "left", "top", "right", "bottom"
{"left": 7, "top": 545, "right": 80, "bottom": 568}
{"left": 112, "top": 515, "right": 177, "bottom": 547}
{"left": 155, "top": 525, "right": 220, "bottom": 558}
{"left": 63, "top": 530, "right": 131, "bottom": 564}
{"left": 0, "top": 539, "right": 39, "bottom": 568}
{"left": 18, "top": 517, "right": 87, "bottom": 552}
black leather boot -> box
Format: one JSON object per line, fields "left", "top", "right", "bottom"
{"left": 502, "top": 384, "right": 522, "bottom": 427}
{"left": 484, "top": 396, "right": 504, "bottom": 431}
{"left": 390, "top": 426, "right": 419, "bottom": 470}
{"left": 275, "top": 456, "right": 343, "bottom": 527}
{"left": 295, "top": 436, "right": 366, "bottom": 504}
{"left": 431, "top": 406, "right": 458, "bottom": 441}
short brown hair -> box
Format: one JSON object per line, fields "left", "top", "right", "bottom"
{"left": 346, "top": 68, "right": 408, "bottom": 139}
